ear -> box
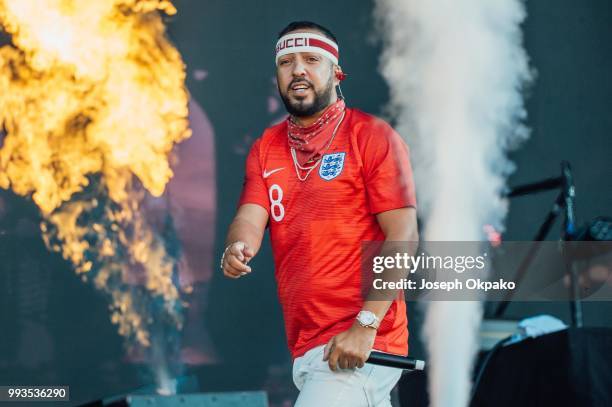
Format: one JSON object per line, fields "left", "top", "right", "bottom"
{"left": 334, "top": 65, "right": 346, "bottom": 83}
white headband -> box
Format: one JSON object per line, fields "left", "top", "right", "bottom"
{"left": 275, "top": 32, "right": 339, "bottom": 65}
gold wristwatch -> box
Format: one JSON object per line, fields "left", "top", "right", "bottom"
{"left": 356, "top": 310, "right": 380, "bottom": 330}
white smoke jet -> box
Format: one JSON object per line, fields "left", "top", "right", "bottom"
{"left": 375, "top": 0, "right": 533, "bottom": 406}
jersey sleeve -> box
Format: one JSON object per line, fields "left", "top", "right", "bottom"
{"left": 360, "top": 119, "right": 417, "bottom": 214}
{"left": 238, "top": 138, "right": 270, "bottom": 213}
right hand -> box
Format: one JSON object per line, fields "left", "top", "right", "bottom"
{"left": 221, "top": 241, "right": 255, "bottom": 279}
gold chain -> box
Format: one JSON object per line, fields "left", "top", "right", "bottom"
{"left": 290, "top": 111, "right": 346, "bottom": 182}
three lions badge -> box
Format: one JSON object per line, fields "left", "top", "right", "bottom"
{"left": 319, "top": 152, "right": 345, "bottom": 181}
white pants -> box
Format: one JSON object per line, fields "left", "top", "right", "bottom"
{"left": 292, "top": 345, "right": 403, "bottom": 407}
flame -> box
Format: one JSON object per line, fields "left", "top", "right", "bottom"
{"left": 0, "top": 0, "right": 191, "bottom": 349}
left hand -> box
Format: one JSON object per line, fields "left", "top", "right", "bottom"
{"left": 323, "top": 321, "right": 377, "bottom": 371}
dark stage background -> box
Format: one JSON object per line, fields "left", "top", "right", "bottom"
{"left": 0, "top": 0, "right": 610, "bottom": 405}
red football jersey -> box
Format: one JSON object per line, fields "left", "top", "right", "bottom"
{"left": 239, "top": 107, "right": 417, "bottom": 359}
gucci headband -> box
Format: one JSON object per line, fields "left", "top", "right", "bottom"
{"left": 275, "top": 32, "right": 339, "bottom": 65}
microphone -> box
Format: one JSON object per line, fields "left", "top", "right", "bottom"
{"left": 561, "top": 161, "right": 576, "bottom": 238}
{"left": 367, "top": 351, "right": 425, "bottom": 370}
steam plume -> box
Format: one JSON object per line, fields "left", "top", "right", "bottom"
{"left": 375, "top": 0, "right": 533, "bottom": 405}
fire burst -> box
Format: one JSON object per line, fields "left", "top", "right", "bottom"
{"left": 0, "top": 0, "right": 191, "bottom": 349}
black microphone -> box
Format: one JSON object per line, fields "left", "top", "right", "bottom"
{"left": 367, "top": 351, "right": 425, "bottom": 370}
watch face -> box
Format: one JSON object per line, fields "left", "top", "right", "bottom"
{"left": 360, "top": 312, "right": 375, "bottom": 325}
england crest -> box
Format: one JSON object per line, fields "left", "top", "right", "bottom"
{"left": 319, "top": 152, "right": 346, "bottom": 181}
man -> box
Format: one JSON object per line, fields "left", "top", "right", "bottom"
{"left": 221, "top": 21, "right": 418, "bottom": 406}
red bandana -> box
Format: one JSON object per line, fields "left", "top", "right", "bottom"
{"left": 287, "top": 99, "right": 346, "bottom": 167}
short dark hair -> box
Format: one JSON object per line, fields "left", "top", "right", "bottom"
{"left": 277, "top": 21, "right": 338, "bottom": 45}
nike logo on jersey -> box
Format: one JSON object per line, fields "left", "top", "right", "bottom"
{"left": 263, "top": 167, "right": 285, "bottom": 178}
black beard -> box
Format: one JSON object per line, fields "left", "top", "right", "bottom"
{"left": 279, "top": 76, "right": 335, "bottom": 118}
